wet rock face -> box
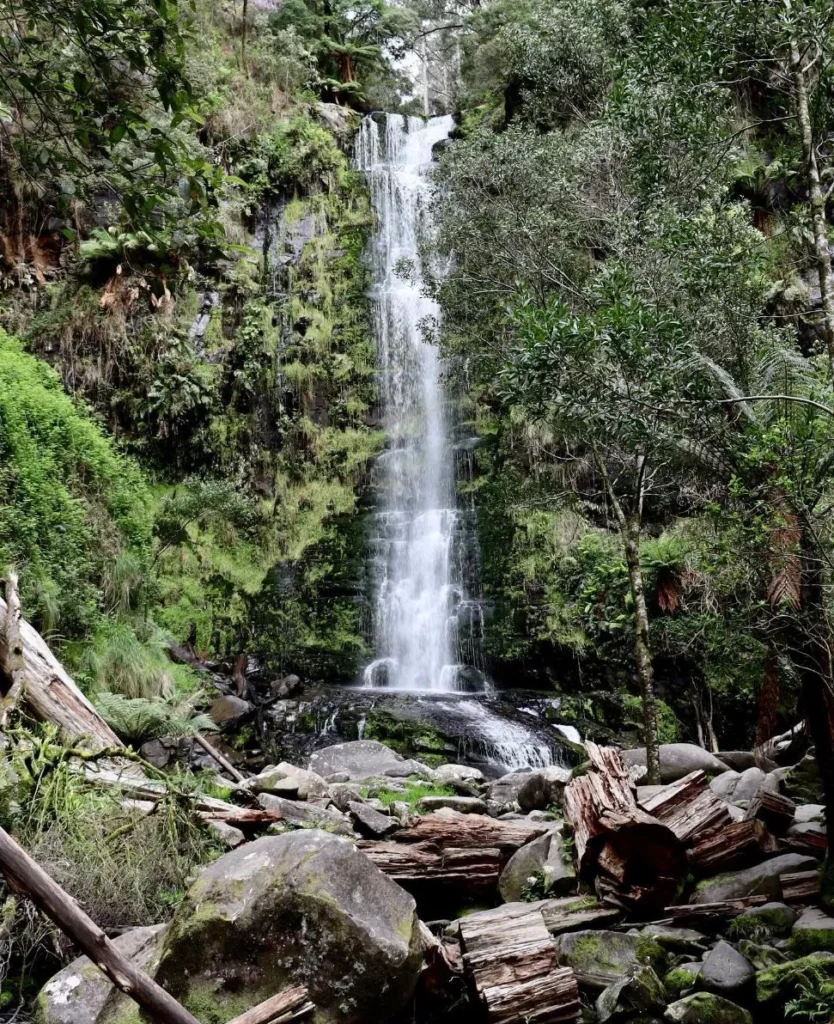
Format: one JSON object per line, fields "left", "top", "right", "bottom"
{"left": 156, "top": 830, "right": 424, "bottom": 1024}
{"left": 308, "top": 739, "right": 431, "bottom": 781}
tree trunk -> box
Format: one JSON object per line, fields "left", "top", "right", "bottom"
{"left": 623, "top": 517, "right": 661, "bottom": 784}
{"left": 0, "top": 571, "right": 25, "bottom": 726}
{"left": 790, "top": 35, "right": 834, "bottom": 377}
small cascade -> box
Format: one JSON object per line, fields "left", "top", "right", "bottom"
{"left": 357, "top": 113, "right": 489, "bottom": 692}
{"left": 442, "top": 700, "right": 566, "bottom": 771}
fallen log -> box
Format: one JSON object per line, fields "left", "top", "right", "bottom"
{"left": 662, "top": 896, "right": 769, "bottom": 927}
{"left": 194, "top": 733, "right": 246, "bottom": 783}
{"left": 688, "top": 819, "right": 779, "bottom": 873}
{"left": 0, "top": 572, "right": 26, "bottom": 727}
{"left": 0, "top": 595, "right": 121, "bottom": 750}
{"left": 357, "top": 840, "right": 500, "bottom": 890}
{"left": 456, "top": 897, "right": 621, "bottom": 951}
{"left": 393, "top": 809, "right": 547, "bottom": 856}
{"left": 0, "top": 825, "right": 199, "bottom": 1024}
{"left": 781, "top": 869, "right": 821, "bottom": 902}
{"left": 461, "top": 906, "right": 580, "bottom": 1023}
{"left": 638, "top": 770, "right": 732, "bottom": 844}
{"left": 563, "top": 743, "right": 685, "bottom": 914}
{"left": 227, "top": 987, "right": 314, "bottom": 1024}
{"left": 744, "top": 789, "right": 796, "bottom": 837}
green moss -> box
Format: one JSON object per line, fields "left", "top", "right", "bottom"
{"left": 636, "top": 936, "right": 667, "bottom": 969}
{"left": 664, "top": 966, "right": 699, "bottom": 998}
{"left": 791, "top": 926, "right": 834, "bottom": 957}
{"left": 372, "top": 781, "right": 457, "bottom": 811}
{"left": 757, "top": 952, "right": 834, "bottom": 1004}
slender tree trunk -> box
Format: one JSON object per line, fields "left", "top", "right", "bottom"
{"left": 594, "top": 448, "right": 662, "bottom": 784}
{"left": 241, "top": 0, "right": 248, "bottom": 69}
{"left": 790, "top": 36, "right": 834, "bottom": 376}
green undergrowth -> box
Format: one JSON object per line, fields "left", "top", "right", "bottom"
{"left": 368, "top": 781, "right": 458, "bottom": 810}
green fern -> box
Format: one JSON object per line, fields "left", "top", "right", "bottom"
{"left": 94, "top": 691, "right": 217, "bottom": 744}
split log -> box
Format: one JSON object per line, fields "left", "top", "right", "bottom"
{"left": 744, "top": 789, "right": 796, "bottom": 837}
{"left": 357, "top": 840, "right": 501, "bottom": 890}
{"left": 689, "top": 819, "right": 779, "bottom": 873}
{"left": 461, "top": 907, "right": 580, "bottom": 1023}
{"left": 456, "top": 897, "right": 621, "bottom": 949}
{"left": 781, "top": 869, "right": 822, "bottom": 902}
{"left": 194, "top": 733, "right": 246, "bottom": 783}
{"left": 0, "top": 825, "right": 199, "bottom": 1024}
{"left": 0, "top": 595, "right": 121, "bottom": 750}
{"left": 638, "top": 770, "right": 732, "bottom": 844}
{"left": 563, "top": 743, "right": 685, "bottom": 913}
{"left": 393, "top": 810, "right": 547, "bottom": 856}
{"left": 227, "top": 987, "right": 314, "bottom": 1024}
{"left": 198, "top": 808, "right": 284, "bottom": 827}
{"left": 661, "top": 896, "right": 769, "bottom": 927}
{"left": 0, "top": 572, "right": 26, "bottom": 727}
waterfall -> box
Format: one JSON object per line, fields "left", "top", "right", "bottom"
{"left": 357, "top": 113, "right": 485, "bottom": 693}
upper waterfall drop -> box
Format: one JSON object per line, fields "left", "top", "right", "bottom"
{"left": 357, "top": 113, "right": 486, "bottom": 693}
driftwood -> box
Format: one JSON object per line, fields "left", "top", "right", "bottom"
{"left": 638, "top": 770, "right": 732, "bottom": 844}
{"left": 662, "top": 896, "right": 769, "bottom": 927}
{"left": 394, "top": 810, "right": 547, "bottom": 856}
{"left": 781, "top": 869, "right": 822, "bottom": 902}
{"left": 563, "top": 743, "right": 685, "bottom": 913}
{"left": 357, "top": 840, "right": 501, "bottom": 890}
{"left": 689, "top": 819, "right": 779, "bottom": 873}
{"left": 744, "top": 789, "right": 796, "bottom": 837}
{"left": 0, "top": 595, "right": 121, "bottom": 750}
{"left": 0, "top": 825, "right": 200, "bottom": 1024}
{"left": 460, "top": 904, "right": 580, "bottom": 1024}
{"left": 227, "top": 988, "right": 314, "bottom": 1024}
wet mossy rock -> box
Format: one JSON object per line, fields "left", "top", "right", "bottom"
{"left": 155, "top": 830, "right": 424, "bottom": 1024}
{"left": 755, "top": 950, "right": 834, "bottom": 1005}
{"left": 664, "top": 992, "right": 752, "bottom": 1024}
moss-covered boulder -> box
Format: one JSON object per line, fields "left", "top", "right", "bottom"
{"left": 691, "top": 853, "right": 817, "bottom": 904}
{"left": 664, "top": 992, "right": 752, "bottom": 1024}
{"left": 498, "top": 829, "right": 576, "bottom": 902}
{"left": 596, "top": 964, "right": 666, "bottom": 1022}
{"left": 554, "top": 930, "right": 663, "bottom": 990}
{"left": 728, "top": 902, "right": 796, "bottom": 942}
{"left": 155, "top": 830, "right": 424, "bottom": 1023}
{"left": 36, "top": 926, "right": 165, "bottom": 1024}
{"left": 663, "top": 964, "right": 702, "bottom": 998}
{"left": 790, "top": 906, "right": 834, "bottom": 955}
{"left": 756, "top": 950, "right": 834, "bottom": 1005}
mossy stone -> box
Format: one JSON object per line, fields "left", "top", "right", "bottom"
{"left": 756, "top": 951, "right": 834, "bottom": 1005}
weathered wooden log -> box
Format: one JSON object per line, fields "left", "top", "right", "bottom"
{"left": 0, "top": 595, "right": 121, "bottom": 750}
{"left": 689, "top": 819, "right": 779, "bottom": 873}
{"left": 786, "top": 822, "right": 827, "bottom": 854}
{"left": 744, "top": 789, "right": 797, "bottom": 837}
{"left": 194, "top": 733, "right": 246, "bottom": 783}
{"left": 393, "top": 810, "right": 547, "bottom": 856}
{"left": 0, "top": 572, "right": 26, "bottom": 727}
{"left": 563, "top": 743, "right": 686, "bottom": 913}
{"left": 781, "top": 869, "right": 822, "bottom": 902}
{"left": 227, "top": 987, "right": 314, "bottom": 1024}
{"left": 0, "top": 825, "right": 200, "bottom": 1024}
{"left": 461, "top": 907, "right": 580, "bottom": 1023}
{"left": 358, "top": 840, "right": 501, "bottom": 890}
{"left": 662, "top": 896, "right": 769, "bottom": 927}
{"left": 638, "top": 770, "right": 732, "bottom": 844}
{"left": 457, "top": 897, "right": 621, "bottom": 951}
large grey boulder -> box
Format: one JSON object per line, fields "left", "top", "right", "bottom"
{"left": 433, "top": 763, "right": 484, "bottom": 785}
{"left": 156, "top": 831, "right": 424, "bottom": 1024}
{"left": 664, "top": 993, "right": 752, "bottom": 1024}
{"left": 256, "top": 793, "right": 355, "bottom": 836}
{"left": 691, "top": 853, "right": 817, "bottom": 904}
{"left": 791, "top": 906, "right": 834, "bottom": 955}
{"left": 729, "top": 902, "right": 796, "bottom": 941}
{"left": 596, "top": 964, "right": 666, "bottom": 1023}
{"left": 308, "top": 740, "right": 429, "bottom": 781}
{"left": 38, "top": 926, "right": 165, "bottom": 1024}
{"left": 517, "top": 767, "right": 572, "bottom": 812}
{"left": 794, "top": 803, "right": 825, "bottom": 824}
{"left": 554, "top": 930, "right": 651, "bottom": 990}
{"left": 700, "top": 940, "right": 754, "bottom": 998}
{"left": 208, "top": 695, "right": 252, "bottom": 726}
{"left": 251, "top": 762, "right": 330, "bottom": 802}
{"left": 710, "top": 768, "right": 775, "bottom": 807}
{"left": 622, "top": 744, "right": 730, "bottom": 783}
{"left": 485, "top": 770, "right": 534, "bottom": 814}
{"left": 348, "top": 800, "right": 399, "bottom": 838}
{"left": 498, "top": 830, "right": 576, "bottom": 902}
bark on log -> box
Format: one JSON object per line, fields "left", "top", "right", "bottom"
{"left": 563, "top": 743, "right": 685, "bottom": 913}
{"left": 0, "top": 572, "right": 26, "bottom": 727}
{"left": 0, "top": 596, "right": 122, "bottom": 750}
{"left": 781, "top": 869, "right": 822, "bottom": 902}
{"left": 227, "top": 987, "right": 314, "bottom": 1024}
{"left": 357, "top": 840, "right": 500, "bottom": 890}
{"left": 393, "top": 810, "right": 547, "bottom": 856}
{"left": 638, "top": 770, "right": 732, "bottom": 844}
{"left": 194, "top": 733, "right": 246, "bottom": 783}
{"left": 662, "top": 896, "right": 769, "bottom": 927}
{"left": 456, "top": 897, "right": 621, "bottom": 951}
{"left": 461, "top": 908, "right": 580, "bottom": 1023}
{"left": 744, "top": 789, "right": 796, "bottom": 837}
{"left": 0, "top": 825, "right": 200, "bottom": 1024}
{"left": 688, "top": 819, "right": 779, "bottom": 873}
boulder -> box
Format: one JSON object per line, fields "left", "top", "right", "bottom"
{"left": 138, "top": 738, "right": 174, "bottom": 769}
{"left": 622, "top": 744, "right": 730, "bottom": 783}
{"left": 691, "top": 853, "right": 817, "bottom": 904}
{"left": 596, "top": 964, "right": 666, "bottom": 1023}
{"left": 156, "top": 831, "right": 424, "bottom": 1024}
{"left": 663, "top": 963, "right": 702, "bottom": 998}
{"left": 641, "top": 925, "right": 708, "bottom": 956}
{"left": 700, "top": 940, "right": 754, "bottom": 998}
{"left": 252, "top": 762, "right": 330, "bottom": 802}
{"left": 433, "top": 763, "right": 484, "bottom": 786}
{"left": 717, "top": 752, "right": 759, "bottom": 772}
{"left": 415, "top": 796, "right": 487, "bottom": 815}
{"left": 256, "top": 793, "right": 354, "bottom": 835}
{"left": 208, "top": 695, "right": 252, "bottom": 726}
{"left": 709, "top": 767, "right": 778, "bottom": 806}
{"left": 498, "top": 831, "right": 576, "bottom": 902}
{"left": 485, "top": 770, "right": 534, "bottom": 814}
{"left": 756, "top": 951, "right": 834, "bottom": 1005}
{"left": 790, "top": 906, "right": 834, "bottom": 955}
{"left": 328, "top": 782, "right": 365, "bottom": 813}
{"left": 207, "top": 820, "right": 246, "bottom": 849}
{"left": 270, "top": 674, "right": 302, "bottom": 699}
{"left": 308, "top": 740, "right": 429, "bottom": 781}
{"left": 794, "top": 803, "right": 825, "bottom": 824}
{"left": 348, "top": 801, "right": 399, "bottom": 838}
{"left": 37, "top": 925, "right": 165, "bottom": 1024}
{"left": 517, "top": 766, "right": 573, "bottom": 812}
{"left": 554, "top": 930, "right": 652, "bottom": 990}
{"left": 736, "top": 941, "right": 788, "bottom": 971}
{"left": 664, "top": 993, "right": 752, "bottom": 1024}
{"left": 729, "top": 902, "right": 796, "bottom": 941}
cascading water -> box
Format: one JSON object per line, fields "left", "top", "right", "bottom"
{"left": 357, "top": 112, "right": 484, "bottom": 693}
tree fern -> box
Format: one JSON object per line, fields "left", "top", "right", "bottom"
{"left": 94, "top": 691, "right": 217, "bottom": 745}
